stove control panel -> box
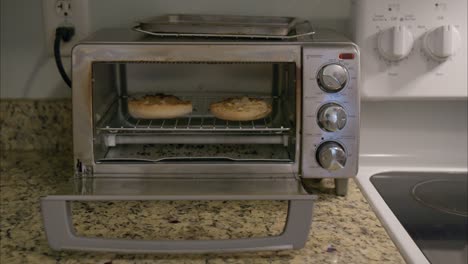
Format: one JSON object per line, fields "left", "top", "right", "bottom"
{"left": 352, "top": 0, "right": 467, "bottom": 99}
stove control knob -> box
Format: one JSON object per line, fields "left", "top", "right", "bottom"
{"left": 317, "top": 103, "right": 347, "bottom": 132}
{"left": 317, "top": 142, "right": 347, "bottom": 171}
{"left": 423, "top": 25, "right": 461, "bottom": 61}
{"left": 317, "top": 64, "right": 348, "bottom": 92}
{"left": 377, "top": 26, "right": 414, "bottom": 61}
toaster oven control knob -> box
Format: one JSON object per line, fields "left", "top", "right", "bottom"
{"left": 317, "top": 64, "right": 348, "bottom": 92}
{"left": 316, "top": 142, "right": 347, "bottom": 171}
{"left": 423, "top": 25, "right": 461, "bottom": 61}
{"left": 377, "top": 26, "right": 414, "bottom": 61}
{"left": 317, "top": 103, "right": 347, "bottom": 132}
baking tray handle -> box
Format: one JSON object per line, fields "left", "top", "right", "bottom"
{"left": 41, "top": 197, "right": 314, "bottom": 253}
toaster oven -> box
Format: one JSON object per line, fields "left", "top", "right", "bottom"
{"left": 41, "top": 28, "right": 360, "bottom": 253}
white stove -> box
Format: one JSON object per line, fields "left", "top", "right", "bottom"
{"left": 371, "top": 172, "right": 467, "bottom": 263}
{"left": 351, "top": 1, "right": 467, "bottom": 263}
{"left": 356, "top": 100, "right": 467, "bottom": 264}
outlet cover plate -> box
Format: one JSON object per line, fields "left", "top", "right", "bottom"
{"left": 43, "top": 0, "right": 90, "bottom": 57}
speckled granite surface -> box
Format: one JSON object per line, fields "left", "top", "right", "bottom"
{"left": 0, "top": 149, "right": 405, "bottom": 264}
{"left": 0, "top": 99, "right": 404, "bottom": 263}
{"left": 0, "top": 99, "right": 72, "bottom": 151}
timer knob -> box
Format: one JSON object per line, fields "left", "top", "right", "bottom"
{"left": 317, "top": 64, "right": 348, "bottom": 92}
{"left": 377, "top": 26, "right": 414, "bottom": 61}
{"left": 316, "top": 142, "right": 347, "bottom": 171}
{"left": 317, "top": 103, "right": 347, "bottom": 132}
{"left": 423, "top": 25, "right": 461, "bottom": 61}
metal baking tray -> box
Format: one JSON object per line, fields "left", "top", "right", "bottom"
{"left": 139, "top": 14, "right": 297, "bottom": 36}
{"left": 134, "top": 14, "right": 315, "bottom": 39}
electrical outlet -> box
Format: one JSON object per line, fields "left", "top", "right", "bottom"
{"left": 43, "top": 0, "right": 90, "bottom": 57}
{"left": 55, "top": 0, "right": 72, "bottom": 16}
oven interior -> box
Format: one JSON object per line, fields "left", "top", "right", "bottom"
{"left": 92, "top": 62, "right": 297, "bottom": 164}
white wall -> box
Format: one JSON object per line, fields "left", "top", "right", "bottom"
{"left": 1, "top": 0, "right": 71, "bottom": 98}
{"left": 88, "top": 0, "right": 350, "bottom": 34}
{"left": 0, "top": 0, "right": 351, "bottom": 99}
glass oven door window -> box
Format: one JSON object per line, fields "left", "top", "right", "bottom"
{"left": 91, "top": 62, "right": 297, "bottom": 163}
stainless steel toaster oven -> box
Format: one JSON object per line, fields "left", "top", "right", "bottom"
{"left": 41, "top": 28, "right": 360, "bottom": 253}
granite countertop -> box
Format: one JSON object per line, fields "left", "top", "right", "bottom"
{"left": 0, "top": 150, "right": 405, "bottom": 264}
{"left": 0, "top": 100, "right": 404, "bottom": 263}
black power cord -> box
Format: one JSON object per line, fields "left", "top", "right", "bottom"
{"left": 54, "top": 26, "right": 75, "bottom": 88}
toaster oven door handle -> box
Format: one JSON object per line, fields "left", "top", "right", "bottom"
{"left": 41, "top": 196, "right": 315, "bottom": 253}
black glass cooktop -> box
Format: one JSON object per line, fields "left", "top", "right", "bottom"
{"left": 371, "top": 172, "right": 467, "bottom": 264}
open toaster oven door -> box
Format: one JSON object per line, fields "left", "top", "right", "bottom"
{"left": 41, "top": 175, "right": 316, "bottom": 253}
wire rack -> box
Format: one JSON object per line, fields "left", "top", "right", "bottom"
{"left": 98, "top": 95, "right": 291, "bottom": 133}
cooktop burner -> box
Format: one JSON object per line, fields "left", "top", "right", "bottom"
{"left": 371, "top": 172, "right": 468, "bottom": 264}
{"left": 412, "top": 179, "right": 468, "bottom": 217}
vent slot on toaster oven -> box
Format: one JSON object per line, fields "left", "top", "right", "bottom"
{"left": 91, "top": 61, "right": 297, "bottom": 163}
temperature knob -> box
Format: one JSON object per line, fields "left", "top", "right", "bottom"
{"left": 317, "top": 103, "right": 347, "bottom": 132}
{"left": 317, "top": 64, "right": 348, "bottom": 92}
{"left": 378, "top": 26, "right": 414, "bottom": 61}
{"left": 316, "top": 142, "right": 347, "bottom": 171}
{"left": 423, "top": 25, "right": 461, "bottom": 61}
